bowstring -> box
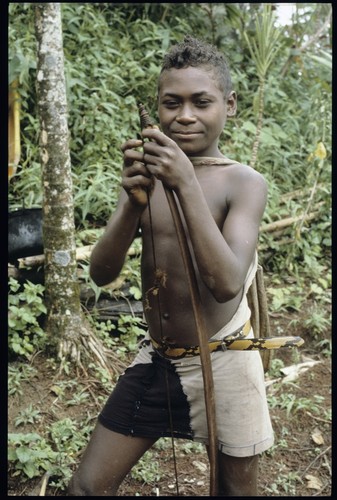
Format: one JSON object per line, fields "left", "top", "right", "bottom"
{"left": 146, "top": 184, "right": 180, "bottom": 497}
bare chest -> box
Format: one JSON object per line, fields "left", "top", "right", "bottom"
{"left": 141, "top": 170, "right": 230, "bottom": 235}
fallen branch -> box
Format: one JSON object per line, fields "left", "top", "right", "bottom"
{"left": 17, "top": 254, "right": 45, "bottom": 268}
{"left": 300, "top": 445, "right": 331, "bottom": 479}
{"left": 12, "top": 207, "right": 323, "bottom": 271}
{"left": 27, "top": 471, "right": 51, "bottom": 496}
{"left": 11, "top": 198, "right": 327, "bottom": 270}
{"left": 260, "top": 209, "right": 322, "bottom": 233}
{"left": 15, "top": 245, "right": 139, "bottom": 269}
{"left": 279, "top": 184, "right": 325, "bottom": 203}
{"left": 39, "top": 471, "right": 50, "bottom": 496}
{"left": 305, "top": 410, "right": 331, "bottom": 424}
{"left": 8, "top": 265, "right": 20, "bottom": 279}
{"left": 258, "top": 237, "right": 295, "bottom": 252}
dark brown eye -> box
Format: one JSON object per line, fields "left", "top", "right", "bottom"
{"left": 196, "top": 100, "right": 211, "bottom": 107}
{"left": 163, "top": 100, "right": 179, "bottom": 108}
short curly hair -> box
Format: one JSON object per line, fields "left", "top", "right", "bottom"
{"left": 160, "top": 35, "right": 233, "bottom": 96}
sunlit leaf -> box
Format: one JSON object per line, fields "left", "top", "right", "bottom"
{"left": 305, "top": 474, "right": 323, "bottom": 490}
{"left": 311, "top": 428, "right": 324, "bottom": 445}
{"left": 314, "top": 142, "right": 327, "bottom": 160}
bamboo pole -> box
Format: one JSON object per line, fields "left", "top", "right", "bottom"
{"left": 260, "top": 209, "right": 322, "bottom": 233}
{"left": 15, "top": 245, "right": 138, "bottom": 268}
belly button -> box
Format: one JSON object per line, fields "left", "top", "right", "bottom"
{"left": 163, "top": 313, "right": 170, "bottom": 320}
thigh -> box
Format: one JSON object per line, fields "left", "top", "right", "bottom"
{"left": 68, "top": 421, "right": 157, "bottom": 496}
{"left": 217, "top": 452, "right": 259, "bottom": 496}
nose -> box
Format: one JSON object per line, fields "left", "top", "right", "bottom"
{"left": 175, "top": 104, "right": 197, "bottom": 124}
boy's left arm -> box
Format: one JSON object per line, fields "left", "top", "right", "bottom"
{"left": 221, "top": 168, "right": 267, "bottom": 287}
{"left": 141, "top": 127, "right": 267, "bottom": 302}
{"left": 177, "top": 168, "right": 267, "bottom": 302}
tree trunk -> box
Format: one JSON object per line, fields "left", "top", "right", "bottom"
{"left": 34, "top": 3, "right": 122, "bottom": 376}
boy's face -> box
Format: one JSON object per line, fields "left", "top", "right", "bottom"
{"left": 158, "top": 66, "right": 236, "bottom": 157}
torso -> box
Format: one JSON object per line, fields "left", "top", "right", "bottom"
{"left": 140, "top": 161, "right": 248, "bottom": 346}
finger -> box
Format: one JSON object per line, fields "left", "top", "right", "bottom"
{"left": 142, "top": 153, "right": 160, "bottom": 168}
{"left": 122, "top": 174, "right": 153, "bottom": 191}
{"left": 123, "top": 175, "right": 152, "bottom": 188}
{"left": 124, "top": 149, "right": 145, "bottom": 167}
{"left": 124, "top": 148, "right": 144, "bottom": 160}
{"left": 125, "top": 161, "right": 151, "bottom": 178}
{"left": 142, "top": 140, "right": 168, "bottom": 157}
{"left": 140, "top": 124, "right": 160, "bottom": 133}
{"left": 141, "top": 128, "right": 171, "bottom": 145}
{"left": 120, "top": 139, "right": 143, "bottom": 153}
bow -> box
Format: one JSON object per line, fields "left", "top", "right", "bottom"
{"left": 139, "top": 104, "right": 219, "bottom": 496}
{"left": 164, "top": 189, "right": 219, "bottom": 496}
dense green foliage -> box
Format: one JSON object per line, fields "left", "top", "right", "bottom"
{"left": 8, "top": 3, "right": 331, "bottom": 343}
{"left": 8, "top": 277, "right": 47, "bottom": 359}
{"left": 9, "top": 3, "right": 331, "bottom": 278}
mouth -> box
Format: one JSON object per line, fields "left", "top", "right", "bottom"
{"left": 171, "top": 131, "right": 202, "bottom": 138}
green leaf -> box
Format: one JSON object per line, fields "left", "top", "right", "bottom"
{"left": 242, "top": 121, "right": 257, "bottom": 133}
{"left": 23, "top": 462, "right": 38, "bottom": 479}
{"left": 16, "top": 446, "right": 32, "bottom": 464}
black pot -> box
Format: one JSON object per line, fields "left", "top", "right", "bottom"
{"left": 8, "top": 208, "right": 43, "bottom": 263}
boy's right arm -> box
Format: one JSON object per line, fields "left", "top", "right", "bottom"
{"left": 90, "top": 139, "right": 152, "bottom": 287}
{"left": 89, "top": 191, "right": 143, "bottom": 287}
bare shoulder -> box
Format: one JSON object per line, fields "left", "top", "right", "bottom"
{"left": 227, "top": 162, "right": 267, "bottom": 194}
{"left": 218, "top": 162, "right": 268, "bottom": 214}
{"left": 229, "top": 161, "right": 266, "bottom": 182}
{"left": 196, "top": 159, "right": 267, "bottom": 210}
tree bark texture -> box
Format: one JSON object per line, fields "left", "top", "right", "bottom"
{"left": 34, "top": 3, "right": 87, "bottom": 349}
{"left": 34, "top": 4, "right": 124, "bottom": 377}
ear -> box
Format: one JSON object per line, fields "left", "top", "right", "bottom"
{"left": 226, "top": 91, "right": 237, "bottom": 117}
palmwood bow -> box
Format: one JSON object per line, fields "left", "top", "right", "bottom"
{"left": 139, "top": 104, "right": 219, "bottom": 496}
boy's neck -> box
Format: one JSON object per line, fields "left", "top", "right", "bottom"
{"left": 188, "top": 150, "right": 225, "bottom": 160}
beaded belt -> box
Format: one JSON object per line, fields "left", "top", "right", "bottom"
{"left": 147, "top": 320, "right": 251, "bottom": 359}
{"left": 145, "top": 320, "right": 304, "bottom": 359}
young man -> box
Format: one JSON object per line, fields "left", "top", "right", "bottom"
{"left": 68, "top": 35, "right": 274, "bottom": 496}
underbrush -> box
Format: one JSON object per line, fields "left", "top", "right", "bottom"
{"left": 8, "top": 270, "right": 331, "bottom": 495}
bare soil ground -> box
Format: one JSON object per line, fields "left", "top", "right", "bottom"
{"left": 8, "top": 300, "right": 331, "bottom": 497}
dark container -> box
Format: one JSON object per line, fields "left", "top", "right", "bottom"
{"left": 8, "top": 208, "right": 43, "bottom": 264}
